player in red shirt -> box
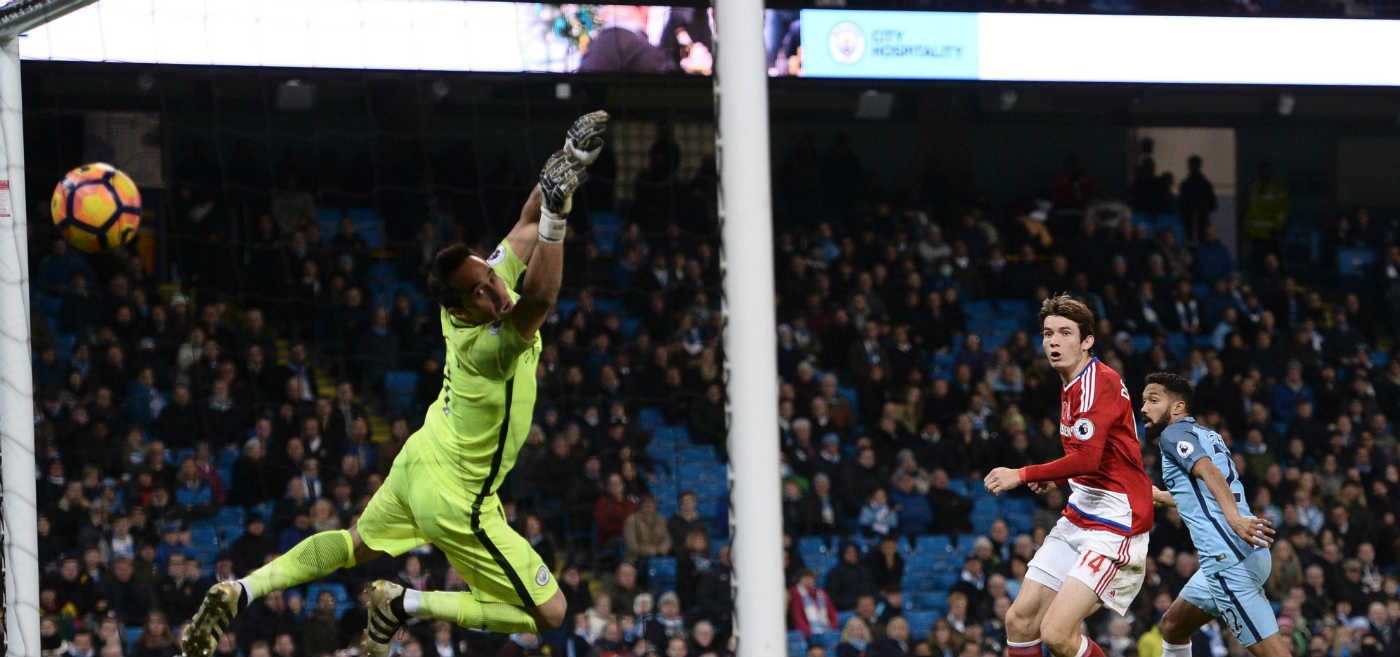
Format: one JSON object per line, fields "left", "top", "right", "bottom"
{"left": 983, "top": 295, "right": 1153, "bottom": 657}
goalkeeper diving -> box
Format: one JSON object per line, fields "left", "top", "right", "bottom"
{"left": 178, "top": 110, "right": 611, "bottom": 657}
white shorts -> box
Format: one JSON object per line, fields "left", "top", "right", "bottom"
{"left": 1025, "top": 517, "right": 1149, "bottom": 615}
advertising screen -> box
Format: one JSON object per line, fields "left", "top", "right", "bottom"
{"left": 20, "top": 0, "right": 1400, "bottom": 86}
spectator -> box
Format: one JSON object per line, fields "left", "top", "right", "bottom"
{"left": 129, "top": 611, "right": 178, "bottom": 657}
{"left": 645, "top": 592, "right": 688, "bottom": 649}
{"left": 869, "top": 615, "right": 912, "bottom": 657}
{"left": 864, "top": 536, "right": 904, "bottom": 593}
{"left": 299, "top": 591, "right": 340, "bottom": 657}
{"left": 790, "top": 569, "right": 839, "bottom": 640}
{"left": 858, "top": 488, "right": 898, "bottom": 537}
{"left": 1178, "top": 155, "right": 1217, "bottom": 243}
{"left": 668, "top": 491, "right": 708, "bottom": 552}
{"left": 624, "top": 494, "right": 673, "bottom": 561}
{"left": 825, "top": 542, "right": 876, "bottom": 612}
{"left": 836, "top": 616, "right": 873, "bottom": 657}
{"left": 594, "top": 472, "right": 640, "bottom": 551}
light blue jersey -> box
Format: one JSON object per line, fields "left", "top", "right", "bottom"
{"left": 1158, "top": 416, "right": 1258, "bottom": 575}
{"left": 1160, "top": 416, "right": 1279, "bottom": 647}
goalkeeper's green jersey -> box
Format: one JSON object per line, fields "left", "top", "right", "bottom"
{"left": 411, "top": 239, "right": 541, "bottom": 501}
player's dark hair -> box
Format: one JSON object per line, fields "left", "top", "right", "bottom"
{"left": 428, "top": 243, "right": 476, "bottom": 310}
{"left": 1146, "top": 371, "right": 1193, "bottom": 411}
{"left": 1038, "top": 294, "right": 1096, "bottom": 342}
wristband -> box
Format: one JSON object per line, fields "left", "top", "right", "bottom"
{"left": 539, "top": 209, "right": 568, "bottom": 243}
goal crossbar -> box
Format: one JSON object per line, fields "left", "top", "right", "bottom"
{"left": 0, "top": 0, "right": 96, "bottom": 40}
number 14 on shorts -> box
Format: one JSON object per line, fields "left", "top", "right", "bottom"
{"left": 1078, "top": 552, "right": 1111, "bottom": 575}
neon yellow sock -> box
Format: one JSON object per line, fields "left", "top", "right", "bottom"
{"left": 241, "top": 530, "right": 355, "bottom": 599}
{"left": 418, "top": 591, "right": 538, "bottom": 634}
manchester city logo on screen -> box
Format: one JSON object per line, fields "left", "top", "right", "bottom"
{"left": 829, "top": 21, "right": 866, "bottom": 64}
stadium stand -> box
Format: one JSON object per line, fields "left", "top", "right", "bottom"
{"left": 23, "top": 111, "right": 1400, "bottom": 657}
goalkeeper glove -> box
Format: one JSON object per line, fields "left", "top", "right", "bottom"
{"left": 538, "top": 150, "right": 587, "bottom": 243}
{"left": 564, "top": 110, "right": 610, "bottom": 165}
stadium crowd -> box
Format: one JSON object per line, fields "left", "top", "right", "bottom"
{"left": 24, "top": 131, "right": 1400, "bottom": 657}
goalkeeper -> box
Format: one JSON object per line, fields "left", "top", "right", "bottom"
{"left": 179, "top": 111, "right": 611, "bottom": 657}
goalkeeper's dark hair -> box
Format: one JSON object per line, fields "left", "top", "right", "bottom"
{"left": 428, "top": 243, "right": 477, "bottom": 310}
{"left": 1146, "top": 371, "right": 1193, "bottom": 412}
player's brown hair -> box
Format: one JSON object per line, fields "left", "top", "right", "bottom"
{"left": 427, "top": 243, "right": 481, "bottom": 310}
{"left": 1038, "top": 294, "right": 1096, "bottom": 342}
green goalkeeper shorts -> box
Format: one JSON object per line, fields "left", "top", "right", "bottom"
{"left": 354, "top": 439, "right": 558, "bottom": 608}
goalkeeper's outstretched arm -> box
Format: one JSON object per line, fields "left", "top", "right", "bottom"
{"left": 504, "top": 111, "right": 609, "bottom": 265}
{"left": 504, "top": 185, "right": 545, "bottom": 265}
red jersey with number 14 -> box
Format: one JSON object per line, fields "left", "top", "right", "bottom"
{"left": 1019, "top": 358, "right": 1153, "bottom": 536}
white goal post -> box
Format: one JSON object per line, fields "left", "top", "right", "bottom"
{"left": 2, "top": 4, "right": 95, "bottom": 654}
{"left": 0, "top": 35, "right": 38, "bottom": 657}
{"left": 712, "top": 0, "right": 785, "bottom": 655}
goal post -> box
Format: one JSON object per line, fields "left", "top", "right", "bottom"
{"left": 0, "top": 35, "right": 39, "bottom": 657}
{"left": 712, "top": 0, "right": 785, "bottom": 654}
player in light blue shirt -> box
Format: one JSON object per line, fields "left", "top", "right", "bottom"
{"left": 1140, "top": 372, "right": 1289, "bottom": 657}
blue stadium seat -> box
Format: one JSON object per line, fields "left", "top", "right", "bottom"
{"left": 54, "top": 332, "right": 76, "bottom": 363}
{"left": 367, "top": 261, "right": 398, "bottom": 291}
{"left": 1002, "top": 498, "right": 1034, "bottom": 518}
{"left": 190, "top": 522, "right": 218, "bottom": 546}
{"left": 1006, "top": 510, "right": 1034, "bottom": 535}
{"left": 798, "top": 536, "right": 828, "bottom": 559}
{"left": 806, "top": 554, "right": 836, "bottom": 579}
{"left": 837, "top": 610, "right": 854, "bottom": 629}
{"left": 34, "top": 291, "right": 62, "bottom": 320}
{"left": 637, "top": 407, "right": 665, "bottom": 431}
{"left": 218, "top": 524, "right": 244, "bottom": 548}
{"left": 594, "top": 297, "right": 623, "bottom": 315}
{"left": 981, "top": 332, "right": 1011, "bottom": 351}
{"left": 317, "top": 208, "right": 384, "bottom": 249}
{"left": 1165, "top": 332, "right": 1188, "bottom": 360}
{"left": 591, "top": 211, "right": 623, "bottom": 255}
{"left": 1337, "top": 248, "right": 1376, "bottom": 277}
{"left": 788, "top": 630, "right": 808, "bottom": 657}
{"left": 910, "top": 590, "right": 949, "bottom": 612}
{"left": 216, "top": 506, "right": 245, "bottom": 527}
{"left": 996, "top": 298, "right": 1032, "bottom": 318}
{"left": 647, "top": 557, "right": 677, "bottom": 593}
{"left": 915, "top": 535, "right": 951, "bottom": 555}
{"left": 810, "top": 631, "right": 841, "bottom": 654}
{"left": 125, "top": 625, "right": 143, "bottom": 651}
{"left": 967, "top": 319, "right": 995, "bottom": 335}
{"left": 964, "top": 300, "right": 996, "bottom": 320}
{"left": 945, "top": 479, "right": 970, "bottom": 497}
{"left": 384, "top": 370, "right": 419, "bottom": 416}
{"left": 554, "top": 299, "right": 578, "bottom": 319}
{"left": 905, "top": 610, "right": 941, "bottom": 640}
{"left": 901, "top": 569, "right": 938, "bottom": 593}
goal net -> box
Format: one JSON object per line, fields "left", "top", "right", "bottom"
{"left": 3, "top": 0, "right": 783, "bottom": 655}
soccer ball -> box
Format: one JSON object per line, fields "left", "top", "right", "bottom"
{"left": 50, "top": 162, "right": 142, "bottom": 253}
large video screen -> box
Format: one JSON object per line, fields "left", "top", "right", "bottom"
{"left": 19, "top": 0, "right": 1400, "bottom": 86}
{"left": 792, "top": 10, "right": 1400, "bottom": 85}
{"left": 18, "top": 0, "right": 720, "bottom": 75}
